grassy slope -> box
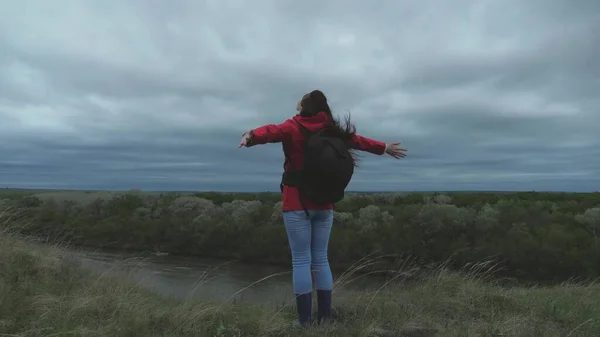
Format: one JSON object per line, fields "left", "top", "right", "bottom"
{"left": 1, "top": 230, "right": 600, "bottom": 337}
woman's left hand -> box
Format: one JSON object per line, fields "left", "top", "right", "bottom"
{"left": 238, "top": 131, "right": 253, "bottom": 148}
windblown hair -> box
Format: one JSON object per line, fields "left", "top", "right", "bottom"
{"left": 299, "top": 90, "right": 360, "bottom": 166}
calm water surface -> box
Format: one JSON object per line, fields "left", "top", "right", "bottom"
{"left": 68, "top": 248, "right": 383, "bottom": 305}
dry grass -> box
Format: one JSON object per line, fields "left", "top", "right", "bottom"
{"left": 1, "top": 209, "right": 600, "bottom": 336}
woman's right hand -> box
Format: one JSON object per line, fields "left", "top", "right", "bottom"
{"left": 385, "top": 142, "right": 407, "bottom": 159}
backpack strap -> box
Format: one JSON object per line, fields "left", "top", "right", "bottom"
{"left": 283, "top": 119, "right": 312, "bottom": 174}
{"left": 281, "top": 121, "right": 301, "bottom": 188}
{"left": 280, "top": 143, "right": 288, "bottom": 193}
{"left": 293, "top": 119, "right": 316, "bottom": 217}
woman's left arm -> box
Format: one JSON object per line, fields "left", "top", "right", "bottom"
{"left": 239, "top": 119, "right": 293, "bottom": 147}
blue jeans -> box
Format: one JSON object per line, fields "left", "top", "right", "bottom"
{"left": 282, "top": 210, "right": 334, "bottom": 295}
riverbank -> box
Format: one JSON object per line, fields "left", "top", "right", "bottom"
{"left": 2, "top": 232, "right": 600, "bottom": 336}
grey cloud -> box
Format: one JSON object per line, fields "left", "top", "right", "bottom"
{"left": 0, "top": 0, "right": 598, "bottom": 192}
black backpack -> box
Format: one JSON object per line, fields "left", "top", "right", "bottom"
{"left": 281, "top": 120, "right": 354, "bottom": 210}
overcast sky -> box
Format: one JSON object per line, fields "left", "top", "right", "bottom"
{"left": 1, "top": 0, "right": 598, "bottom": 192}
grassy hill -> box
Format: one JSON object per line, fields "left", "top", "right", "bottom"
{"left": 2, "top": 230, "right": 600, "bottom": 336}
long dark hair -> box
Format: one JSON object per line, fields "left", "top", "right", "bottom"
{"left": 299, "top": 90, "right": 360, "bottom": 165}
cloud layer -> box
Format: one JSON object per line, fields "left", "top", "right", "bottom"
{"left": 1, "top": 0, "right": 599, "bottom": 192}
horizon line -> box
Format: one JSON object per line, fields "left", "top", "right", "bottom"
{"left": 3, "top": 187, "right": 598, "bottom": 194}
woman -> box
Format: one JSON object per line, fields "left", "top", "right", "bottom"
{"left": 238, "top": 90, "right": 406, "bottom": 326}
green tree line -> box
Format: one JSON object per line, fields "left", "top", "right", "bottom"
{"left": 3, "top": 190, "right": 600, "bottom": 283}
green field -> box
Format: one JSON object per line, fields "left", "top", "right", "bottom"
{"left": 2, "top": 190, "right": 600, "bottom": 336}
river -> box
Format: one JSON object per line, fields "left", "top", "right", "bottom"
{"left": 68, "top": 247, "right": 384, "bottom": 305}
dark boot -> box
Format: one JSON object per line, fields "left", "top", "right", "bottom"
{"left": 317, "top": 290, "right": 332, "bottom": 324}
{"left": 295, "top": 292, "right": 312, "bottom": 327}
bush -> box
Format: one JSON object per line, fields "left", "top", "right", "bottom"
{"left": 2, "top": 189, "right": 600, "bottom": 283}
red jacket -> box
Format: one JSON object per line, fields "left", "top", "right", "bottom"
{"left": 249, "top": 112, "right": 387, "bottom": 212}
